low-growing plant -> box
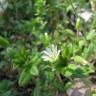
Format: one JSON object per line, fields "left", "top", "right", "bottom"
{"left": 0, "top": 0, "right": 96, "bottom": 96}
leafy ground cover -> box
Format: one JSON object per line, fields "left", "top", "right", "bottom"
{"left": 0, "top": 0, "right": 96, "bottom": 96}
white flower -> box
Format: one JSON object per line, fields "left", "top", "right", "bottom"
{"left": 0, "top": 0, "right": 8, "bottom": 13}
{"left": 78, "top": 11, "right": 92, "bottom": 22}
{"left": 42, "top": 44, "right": 60, "bottom": 62}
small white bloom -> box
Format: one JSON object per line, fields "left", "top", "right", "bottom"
{"left": 0, "top": 0, "right": 8, "bottom": 13}
{"left": 42, "top": 44, "right": 60, "bottom": 62}
{"left": 78, "top": 11, "right": 92, "bottom": 22}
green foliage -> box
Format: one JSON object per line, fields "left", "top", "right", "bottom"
{"left": 6, "top": 47, "right": 41, "bottom": 86}
{"left": 18, "top": 68, "right": 32, "bottom": 86}
{"left": 0, "top": 0, "right": 96, "bottom": 96}
{"left": 0, "top": 80, "right": 17, "bottom": 96}
{"left": 0, "top": 36, "right": 10, "bottom": 47}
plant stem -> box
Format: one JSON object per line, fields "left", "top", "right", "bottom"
{"left": 70, "top": 0, "right": 78, "bottom": 18}
{"left": 56, "top": 72, "right": 63, "bottom": 84}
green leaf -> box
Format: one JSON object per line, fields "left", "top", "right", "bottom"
{"left": 82, "top": 44, "right": 94, "bottom": 58}
{"left": 3, "top": 90, "right": 17, "bottom": 96}
{"left": 64, "top": 69, "right": 73, "bottom": 77}
{"left": 78, "top": 0, "right": 86, "bottom": 7}
{"left": 63, "top": 64, "right": 77, "bottom": 77}
{"left": 33, "top": 81, "right": 40, "bottom": 96}
{"left": 64, "top": 29, "right": 75, "bottom": 37}
{"left": 0, "top": 80, "right": 12, "bottom": 91}
{"left": 30, "top": 65, "right": 39, "bottom": 76}
{"left": 64, "top": 81, "right": 73, "bottom": 90}
{"left": 6, "top": 48, "right": 17, "bottom": 58}
{"left": 62, "top": 64, "right": 92, "bottom": 78}
{"left": 19, "top": 69, "right": 32, "bottom": 86}
{"left": 86, "top": 30, "right": 96, "bottom": 40}
{"left": 0, "top": 36, "right": 10, "bottom": 47}
{"left": 71, "top": 56, "right": 88, "bottom": 65}
{"left": 79, "top": 40, "right": 86, "bottom": 49}
{"left": 76, "top": 18, "right": 81, "bottom": 30}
